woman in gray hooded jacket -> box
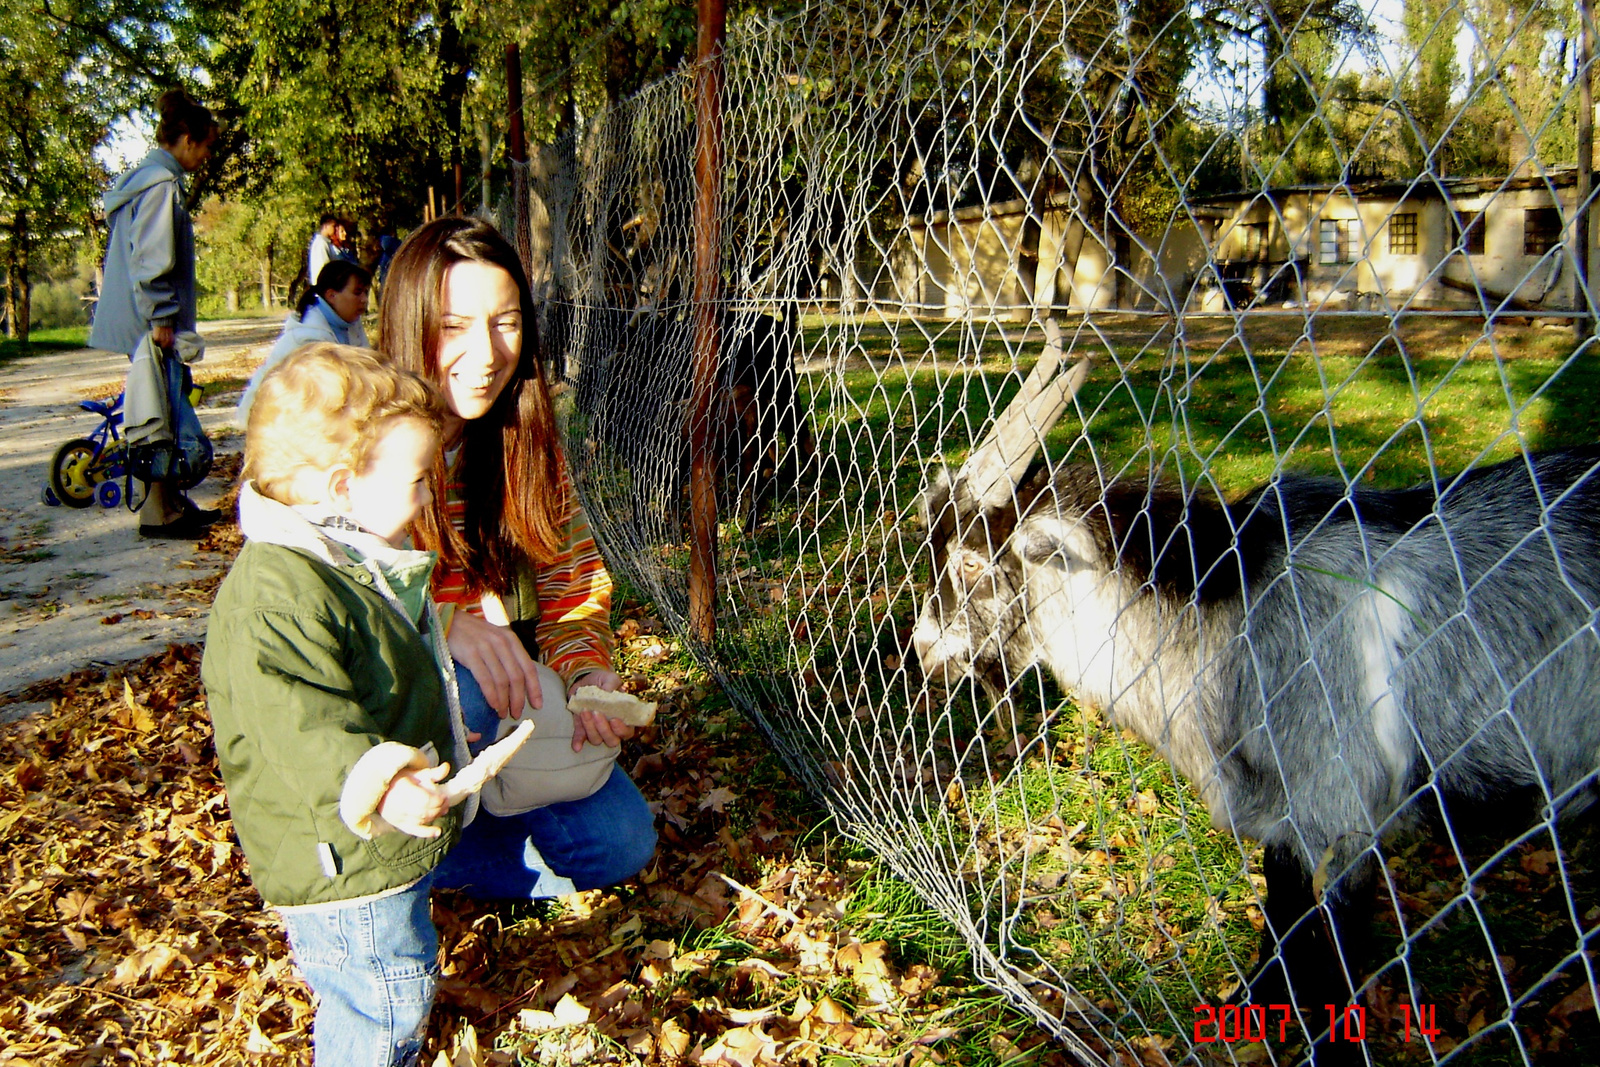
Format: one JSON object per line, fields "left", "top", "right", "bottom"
{"left": 89, "top": 89, "right": 221, "bottom": 539}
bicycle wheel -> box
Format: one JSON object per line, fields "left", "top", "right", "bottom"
{"left": 50, "top": 438, "right": 100, "bottom": 508}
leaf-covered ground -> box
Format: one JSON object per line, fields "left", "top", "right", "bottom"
{"left": 0, "top": 507, "right": 1072, "bottom": 1066}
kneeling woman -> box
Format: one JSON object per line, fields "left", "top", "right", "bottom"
{"left": 379, "top": 216, "right": 656, "bottom": 897}
{"left": 237, "top": 260, "right": 371, "bottom": 424}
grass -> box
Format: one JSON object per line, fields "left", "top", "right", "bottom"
{"left": 587, "top": 311, "right": 1600, "bottom": 1063}
{"left": 197, "top": 305, "right": 286, "bottom": 321}
{"left": 0, "top": 324, "right": 90, "bottom": 362}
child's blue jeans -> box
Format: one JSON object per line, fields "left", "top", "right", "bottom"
{"left": 432, "top": 660, "right": 658, "bottom": 897}
{"left": 280, "top": 880, "right": 437, "bottom": 1067}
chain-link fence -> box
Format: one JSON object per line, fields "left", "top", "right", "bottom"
{"left": 519, "top": 1, "right": 1600, "bottom": 1062}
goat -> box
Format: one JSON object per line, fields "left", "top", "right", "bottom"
{"left": 911, "top": 320, "right": 1600, "bottom": 1045}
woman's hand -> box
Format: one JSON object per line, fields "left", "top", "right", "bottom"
{"left": 447, "top": 610, "right": 544, "bottom": 718}
{"left": 151, "top": 324, "right": 174, "bottom": 349}
{"left": 568, "top": 668, "right": 636, "bottom": 751}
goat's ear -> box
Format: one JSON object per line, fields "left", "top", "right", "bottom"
{"left": 918, "top": 465, "right": 954, "bottom": 525}
{"left": 1013, "top": 514, "right": 1099, "bottom": 568}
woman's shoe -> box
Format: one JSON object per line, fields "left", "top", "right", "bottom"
{"left": 179, "top": 498, "right": 223, "bottom": 527}
{"left": 139, "top": 509, "right": 213, "bottom": 539}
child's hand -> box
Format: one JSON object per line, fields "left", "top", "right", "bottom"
{"left": 378, "top": 764, "right": 451, "bottom": 838}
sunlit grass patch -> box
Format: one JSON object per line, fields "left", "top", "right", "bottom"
{"left": 0, "top": 324, "right": 90, "bottom": 362}
{"left": 935, "top": 699, "right": 1263, "bottom": 1037}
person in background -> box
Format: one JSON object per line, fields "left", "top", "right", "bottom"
{"left": 89, "top": 87, "right": 222, "bottom": 539}
{"left": 375, "top": 231, "right": 402, "bottom": 287}
{"left": 333, "top": 219, "right": 360, "bottom": 264}
{"left": 306, "top": 214, "right": 340, "bottom": 293}
{"left": 378, "top": 216, "right": 656, "bottom": 899}
{"left": 236, "top": 260, "right": 372, "bottom": 425}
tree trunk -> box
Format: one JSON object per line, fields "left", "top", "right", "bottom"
{"left": 1113, "top": 227, "right": 1132, "bottom": 309}
{"left": 3, "top": 246, "right": 13, "bottom": 338}
{"left": 260, "top": 253, "right": 273, "bottom": 308}
{"left": 437, "top": 0, "right": 468, "bottom": 212}
{"left": 1055, "top": 180, "right": 1106, "bottom": 312}
{"left": 14, "top": 212, "right": 30, "bottom": 343}
{"left": 479, "top": 115, "right": 492, "bottom": 215}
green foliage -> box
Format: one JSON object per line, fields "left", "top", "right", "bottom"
{"left": 30, "top": 279, "right": 92, "bottom": 329}
{"left": 0, "top": 323, "right": 88, "bottom": 361}
{"left": 236, "top": 0, "right": 449, "bottom": 228}
{"left": 193, "top": 195, "right": 303, "bottom": 309}
{"left": 459, "top": 0, "right": 695, "bottom": 142}
{"left": 0, "top": 0, "right": 113, "bottom": 339}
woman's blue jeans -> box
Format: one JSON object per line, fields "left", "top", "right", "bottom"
{"left": 432, "top": 660, "right": 658, "bottom": 898}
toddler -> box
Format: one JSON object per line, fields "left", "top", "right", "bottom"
{"left": 202, "top": 343, "right": 476, "bottom": 1066}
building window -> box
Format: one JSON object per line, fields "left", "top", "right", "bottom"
{"left": 1319, "top": 219, "right": 1359, "bottom": 264}
{"left": 1388, "top": 212, "right": 1418, "bottom": 255}
{"left": 1453, "top": 209, "right": 1485, "bottom": 255}
{"left": 1524, "top": 207, "right": 1562, "bottom": 256}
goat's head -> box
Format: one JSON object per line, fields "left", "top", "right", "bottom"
{"left": 911, "top": 320, "right": 1090, "bottom": 692}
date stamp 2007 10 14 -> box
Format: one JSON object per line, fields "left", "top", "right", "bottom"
{"left": 1193, "top": 1004, "right": 1441, "bottom": 1045}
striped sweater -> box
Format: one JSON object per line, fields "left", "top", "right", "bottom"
{"left": 432, "top": 456, "right": 614, "bottom": 687}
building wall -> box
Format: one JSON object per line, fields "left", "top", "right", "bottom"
{"left": 889, "top": 178, "right": 1599, "bottom": 319}
{"left": 1209, "top": 184, "right": 1598, "bottom": 311}
{"left": 901, "top": 192, "right": 1206, "bottom": 319}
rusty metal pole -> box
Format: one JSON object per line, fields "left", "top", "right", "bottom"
{"left": 1578, "top": 0, "right": 1595, "bottom": 340}
{"left": 506, "top": 43, "right": 532, "bottom": 280}
{"left": 687, "top": 0, "right": 726, "bottom": 645}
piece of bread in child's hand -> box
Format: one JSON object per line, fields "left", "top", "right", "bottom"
{"left": 569, "top": 685, "right": 657, "bottom": 727}
{"left": 439, "top": 719, "right": 535, "bottom": 805}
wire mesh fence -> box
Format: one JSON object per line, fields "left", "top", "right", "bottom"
{"left": 520, "top": 1, "right": 1599, "bottom": 1062}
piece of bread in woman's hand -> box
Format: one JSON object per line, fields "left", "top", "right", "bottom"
{"left": 569, "top": 685, "right": 657, "bottom": 727}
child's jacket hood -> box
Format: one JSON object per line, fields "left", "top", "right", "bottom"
{"left": 237, "top": 482, "right": 435, "bottom": 625}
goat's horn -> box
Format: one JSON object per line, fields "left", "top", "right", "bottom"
{"left": 960, "top": 319, "right": 1088, "bottom": 509}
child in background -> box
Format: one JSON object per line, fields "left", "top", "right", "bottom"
{"left": 202, "top": 343, "right": 474, "bottom": 1067}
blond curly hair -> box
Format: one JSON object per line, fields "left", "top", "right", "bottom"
{"left": 244, "top": 343, "right": 444, "bottom": 506}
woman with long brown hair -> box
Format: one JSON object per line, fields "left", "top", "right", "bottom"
{"left": 378, "top": 216, "right": 655, "bottom": 897}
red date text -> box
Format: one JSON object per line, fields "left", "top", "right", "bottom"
{"left": 1194, "top": 1003, "right": 1439, "bottom": 1044}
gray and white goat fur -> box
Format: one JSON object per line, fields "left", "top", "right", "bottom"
{"left": 912, "top": 319, "right": 1600, "bottom": 1019}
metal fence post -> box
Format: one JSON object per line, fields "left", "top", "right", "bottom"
{"left": 1579, "top": 0, "right": 1594, "bottom": 340}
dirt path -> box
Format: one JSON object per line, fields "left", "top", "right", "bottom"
{"left": 0, "top": 318, "right": 278, "bottom": 718}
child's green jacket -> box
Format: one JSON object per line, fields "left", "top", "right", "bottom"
{"left": 202, "top": 484, "right": 472, "bottom": 909}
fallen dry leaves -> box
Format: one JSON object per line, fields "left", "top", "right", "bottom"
{"left": 0, "top": 643, "right": 305, "bottom": 1065}
{"left": 0, "top": 502, "right": 1069, "bottom": 1066}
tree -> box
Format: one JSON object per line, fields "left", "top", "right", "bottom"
{"left": 0, "top": 0, "right": 109, "bottom": 340}
{"left": 34, "top": 0, "right": 257, "bottom": 203}
{"left": 236, "top": 0, "right": 448, "bottom": 231}
{"left": 459, "top": 0, "right": 695, "bottom": 144}
{"left": 1452, "top": 0, "right": 1576, "bottom": 175}
{"left": 1399, "top": 0, "right": 1461, "bottom": 174}
{"left": 194, "top": 196, "right": 302, "bottom": 312}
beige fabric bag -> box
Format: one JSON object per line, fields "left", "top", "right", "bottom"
{"left": 471, "top": 596, "right": 617, "bottom": 816}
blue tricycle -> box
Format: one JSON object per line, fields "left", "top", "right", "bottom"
{"left": 42, "top": 392, "right": 146, "bottom": 510}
